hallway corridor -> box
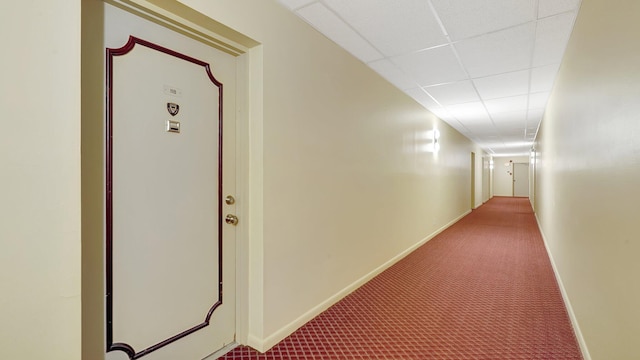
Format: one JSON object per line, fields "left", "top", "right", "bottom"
{"left": 221, "top": 197, "right": 582, "bottom": 359}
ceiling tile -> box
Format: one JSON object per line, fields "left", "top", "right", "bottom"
{"left": 445, "top": 102, "right": 490, "bottom": 122}
{"left": 473, "top": 69, "right": 530, "bottom": 100}
{"left": 277, "top": 0, "right": 316, "bottom": 10}
{"left": 527, "top": 107, "right": 545, "bottom": 125}
{"left": 280, "top": 0, "right": 578, "bottom": 157}
{"left": 405, "top": 88, "right": 439, "bottom": 108}
{"left": 528, "top": 107, "right": 545, "bottom": 118}
{"left": 423, "top": 81, "right": 479, "bottom": 105}
{"left": 391, "top": 45, "right": 467, "bottom": 86}
{"left": 430, "top": 0, "right": 536, "bottom": 41}
{"left": 532, "top": 12, "right": 577, "bottom": 66}
{"left": 485, "top": 140, "right": 508, "bottom": 148}
{"left": 538, "top": 0, "right": 580, "bottom": 18}
{"left": 494, "top": 122, "right": 526, "bottom": 134}
{"left": 498, "top": 128, "right": 526, "bottom": 137}
{"left": 484, "top": 94, "right": 529, "bottom": 114}
{"left": 491, "top": 110, "right": 528, "bottom": 125}
{"left": 297, "top": 3, "right": 383, "bottom": 62}
{"left": 428, "top": 107, "right": 456, "bottom": 122}
{"left": 530, "top": 63, "right": 560, "bottom": 93}
{"left": 464, "top": 122, "right": 498, "bottom": 135}
{"left": 529, "top": 92, "right": 550, "bottom": 109}
{"left": 323, "top": 0, "right": 448, "bottom": 56}
{"left": 497, "top": 143, "right": 533, "bottom": 156}
{"left": 368, "top": 59, "right": 419, "bottom": 90}
{"left": 455, "top": 23, "right": 535, "bottom": 78}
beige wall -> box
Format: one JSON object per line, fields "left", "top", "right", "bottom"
{"left": 178, "top": 0, "right": 481, "bottom": 350}
{"left": 535, "top": 0, "right": 640, "bottom": 358}
{"left": 492, "top": 156, "right": 529, "bottom": 197}
{"left": 1, "top": 0, "right": 486, "bottom": 357}
{"left": 0, "top": 1, "right": 82, "bottom": 359}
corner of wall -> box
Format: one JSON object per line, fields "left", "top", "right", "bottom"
{"left": 244, "top": 44, "right": 266, "bottom": 350}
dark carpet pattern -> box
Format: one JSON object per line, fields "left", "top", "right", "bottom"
{"left": 220, "top": 197, "right": 582, "bottom": 359}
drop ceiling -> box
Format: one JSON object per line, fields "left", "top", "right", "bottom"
{"left": 277, "top": 0, "right": 581, "bottom": 156}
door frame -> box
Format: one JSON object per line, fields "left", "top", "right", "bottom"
{"left": 81, "top": 1, "right": 262, "bottom": 358}
{"left": 470, "top": 152, "right": 476, "bottom": 209}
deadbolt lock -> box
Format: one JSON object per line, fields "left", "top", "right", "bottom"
{"left": 225, "top": 195, "right": 235, "bottom": 205}
{"left": 225, "top": 214, "right": 239, "bottom": 226}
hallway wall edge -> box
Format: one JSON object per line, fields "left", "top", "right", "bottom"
{"left": 535, "top": 213, "right": 591, "bottom": 360}
{"left": 257, "top": 209, "right": 472, "bottom": 352}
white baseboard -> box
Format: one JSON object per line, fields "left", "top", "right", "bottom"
{"left": 535, "top": 214, "right": 591, "bottom": 360}
{"left": 245, "top": 334, "right": 264, "bottom": 353}
{"left": 256, "top": 210, "right": 472, "bottom": 352}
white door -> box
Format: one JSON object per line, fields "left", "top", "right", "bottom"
{"left": 513, "top": 163, "right": 529, "bottom": 197}
{"left": 105, "top": 4, "right": 237, "bottom": 359}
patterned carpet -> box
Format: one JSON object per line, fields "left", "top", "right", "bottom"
{"left": 219, "top": 197, "right": 582, "bottom": 359}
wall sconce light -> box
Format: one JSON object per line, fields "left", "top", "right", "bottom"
{"left": 425, "top": 129, "right": 440, "bottom": 153}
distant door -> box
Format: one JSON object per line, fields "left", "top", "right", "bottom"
{"left": 482, "top": 157, "right": 490, "bottom": 202}
{"left": 471, "top": 152, "right": 476, "bottom": 209}
{"left": 513, "top": 163, "right": 529, "bottom": 197}
{"left": 105, "top": 3, "right": 237, "bottom": 360}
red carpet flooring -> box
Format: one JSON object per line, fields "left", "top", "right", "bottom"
{"left": 219, "top": 197, "right": 582, "bottom": 359}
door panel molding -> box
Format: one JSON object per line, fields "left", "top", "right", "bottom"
{"left": 105, "top": 0, "right": 257, "bottom": 56}
{"left": 106, "top": 35, "right": 224, "bottom": 359}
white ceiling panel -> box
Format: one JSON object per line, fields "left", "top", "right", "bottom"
{"left": 423, "top": 81, "right": 479, "bottom": 106}
{"left": 464, "top": 122, "right": 499, "bottom": 135}
{"left": 538, "top": 0, "right": 581, "bottom": 18}
{"left": 297, "top": 3, "right": 383, "bottom": 63}
{"left": 484, "top": 95, "right": 529, "bottom": 114}
{"left": 323, "top": 0, "right": 448, "bottom": 57}
{"left": 280, "top": 0, "right": 582, "bottom": 156}
{"left": 430, "top": 0, "right": 536, "bottom": 41}
{"left": 446, "top": 102, "right": 490, "bottom": 122}
{"left": 494, "top": 120, "right": 527, "bottom": 133}
{"left": 428, "top": 107, "right": 456, "bottom": 122}
{"left": 528, "top": 92, "right": 551, "bottom": 109}
{"left": 277, "top": 0, "right": 316, "bottom": 10}
{"left": 491, "top": 110, "right": 528, "bottom": 125}
{"left": 405, "top": 88, "right": 439, "bottom": 108}
{"left": 530, "top": 63, "right": 560, "bottom": 93}
{"left": 532, "top": 12, "right": 577, "bottom": 67}
{"left": 527, "top": 107, "right": 545, "bottom": 124}
{"left": 528, "top": 123, "right": 539, "bottom": 130}
{"left": 455, "top": 23, "right": 535, "bottom": 78}
{"left": 391, "top": 45, "right": 467, "bottom": 86}
{"left": 485, "top": 140, "right": 509, "bottom": 148}
{"left": 473, "top": 69, "right": 530, "bottom": 100}
{"left": 526, "top": 109, "right": 544, "bottom": 134}
{"left": 368, "top": 59, "right": 419, "bottom": 90}
{"left": 498, "top": 129, "right": 526, "bottom": 138}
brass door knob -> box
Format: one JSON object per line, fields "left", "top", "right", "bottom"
{"left": 225, "top": 214, "right": 239, "bottom": 225}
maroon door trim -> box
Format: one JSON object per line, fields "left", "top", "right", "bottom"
{"left": 106, "top": 36, "right": 224, "bottom": 359}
